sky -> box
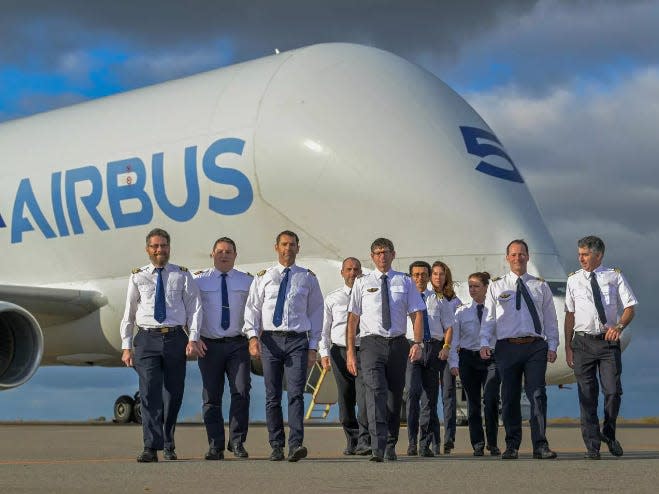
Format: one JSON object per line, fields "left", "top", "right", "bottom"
{"left": 1, "top": 0, "right": 657, "bottom": 421}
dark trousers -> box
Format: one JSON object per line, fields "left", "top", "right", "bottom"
{"left": 572, "top": 333, "right": 622, "bottom": 452}
{"left": 360, "top": 335, "right": 410, "bottom": 455}
{"left": 438, "top": 358, "right": 457, "bottom": 444}
{"left": 197, "top": 336, "right": 251, "bottom": 450}
{"left": 495, "top": 338, "right": 549, "bottom": 451}
{"left": 260, "top": 331, "right": 308, "bottom": 449}
{"left": 406, "top": 339, "right": 441, "bottom": 449}
{"left": 330, "top": 345, "right": 370, "bottom": 449}
{"left": 459, "top": 349, "right": 501, "bottom": 449}
{"left": 133, "top": 328, "right": 187, "bottom": 450}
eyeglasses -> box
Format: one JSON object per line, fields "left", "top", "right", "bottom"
{"left": 148, "top": 243, "right": 170, "bottom": 249}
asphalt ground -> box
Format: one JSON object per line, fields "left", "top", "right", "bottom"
{"left": 1, "top": 423, "right": 658, "bottom": 493}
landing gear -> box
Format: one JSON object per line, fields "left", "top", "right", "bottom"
{"left": 113, "top": 395, "right": 134, "bottom": 424}
{"left": 113, "top": 391, "right": 142, "bottom": 424}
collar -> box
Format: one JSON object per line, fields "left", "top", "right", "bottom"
{"left": 277, "top": 263, "right": 296, "bottom": 273}
{"left": 149, "top": 262, "right": 170, "bottom": 273}
{"left": 213, "top": 268, "right": 234, "bottom": 278}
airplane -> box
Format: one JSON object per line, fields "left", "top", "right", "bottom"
{"left": 0, "top": 42, "right": 632, "bottom": 423}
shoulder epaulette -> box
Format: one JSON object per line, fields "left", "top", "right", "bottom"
{"left": 568, "top": 271, "right": 576, "bottom": 277}
{"left": 307, "top": 269, "right": 316, "bottom": 276}
{"left": 492, "top": 276, "right": 502, "bottom": 282}
{"left": 131, "top": 267, "right": 142, "bottom": 274}
{"left": 257, "top": 269, "right": 267, "bottom": 277}
{"left": 614, "top": 267, "right": 621, "bottom": 273}
{"left": 193, "top": 270, "right": 204, "bottom": 276}
{"left": 179, "top": 266, "right": 188, "bottom": 272}
{"left": 535, "top": 276, "right": 545, "bottom": 282}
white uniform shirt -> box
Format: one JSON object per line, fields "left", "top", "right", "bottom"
{"left": 120, "top": 262, "right": 202, "bottom": 349}
{"left": 193, "top": 267, "right": 253, "bottom": 338}
{"left": 564, "top": 266, "right": 638, "bottom": 334}
{"left": 405, "top": 290, "right": 457, "bottom": 341}
{"left": 242, "top": 263, "right": 324, "bottom": 350}
{"left": 348, "top": 269, "right": 425, "bottom": 338}
{"left": 480, "top": 271, "right": 559, "bottom": 352}
{"left": 451, "top": 300, "right": 495, "bottom": 368}
{"left": 319, "top": 285, "right": 360, "bottom": 358}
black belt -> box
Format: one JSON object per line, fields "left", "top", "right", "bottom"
{"left": 576, "top": 332, "right": 606, "bottom": 340}
{"left": 266, "top": 331, "right": 308, "bottom": 337}
{"left": 139, "top": 325, "right": 183, "bottom": 334}
{"left": 459, "top": 348, "right": 481, "bottom": 356}
{"left": 331, "top": 344, "right": 360, "bottom": 350}
{"left": 504, "top": 336, "right": 542, "bottom": 344}
{"left": 363, "top": 334, "right": 406, "bottom": 342}
{"left": 201, "top": 335, "right": 246, "bottom": 343}
{"left": 408, "top": 338, "right": 443, "bottom": 344}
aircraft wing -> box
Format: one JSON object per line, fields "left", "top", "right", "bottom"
{"left": 0, "top": 284, "right": 107, "bottom": 326}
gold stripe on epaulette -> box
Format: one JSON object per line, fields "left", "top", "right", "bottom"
{"left": 257, "top": 269, "right": 266, "bottom": 276}
{"left": 193, "top": 270, "right": 204, "bottom": 276}
{"left": 492, "top": 276, "right": 502, "bottom": 282}
{"left": 614, "top": 267, "right": 621, "bottom": 273}
{"left": 568, "top": 271, "right": 576, "bottom": 277}
{"left": 131, "top": 267, "right": 142, "bottom": 274}
{"left": 179, "top": 266, "right": 188, "bottom": 272}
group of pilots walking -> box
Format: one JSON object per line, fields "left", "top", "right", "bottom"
{"left": 120, "top": 228, "right": 637, "bottom": 463}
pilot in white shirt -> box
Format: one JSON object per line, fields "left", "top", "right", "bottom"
{"left": 318, "top": 257, "right": 370, "bottom": 455}
{"left": 564, "top": 235, "right": 637, "bottom": 459}
{"left": 242, "top": 230, "right": 323, "bottom": 462}
{"left": 479, "top": 239, "right": 558, "bottom": 460}
{"left": 193, "top": 237, "right": 253, "bottom": 461}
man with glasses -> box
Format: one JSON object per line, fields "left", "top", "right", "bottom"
{"left": 346, "top": 238, "right": 425, "bottom": 462}
{"left": 120, "top": 228, "right": 203, "bottom": 463}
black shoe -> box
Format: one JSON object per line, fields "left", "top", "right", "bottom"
{"left": 406, "top": 444, "right": 418, "bottom": 456}
{"left": 420, "top": 446, "right": 434, "bottom": 457}
{"left": 369, "top": 453, "right": 384, "bottom": 462}
{"left": 501, "top": 448, "right": 518, "bottom": 460}
{"left": 355, "top": 445, "right": 372, "bottom": 456}
{"left": 533, "top": 446, "right": 557, "bottom": 459}
{"left": 137, "top": 448, "right": 158, "bottom": 463}
{"left": 431, "top": 445, "right": 441, "bottom": 456}
{"left": 444, "top": 441, "right": 454, "bottom": 455}
{"left": 487, "top": 445, "right": 501, "bottom": 456}
{"left": 473, "top": 445, "right": 485, "bottom": 457}
{"left": 384, "top": 446, "right": 397, "bottom": 461}
{"left": 288, "top": 445, "right": 308, "bottom": 462}
{"left": 584, "top": 451, "right": 601, "bottom": 460}
{"left": 204, "top": 448, "right": 224, "bottom": 460}
{"left": 343, "top": 443, "right": 356, "bottom": 455}
{"left": 229, "top": 442, "right": 249, "bottom": 458}
{"left": 270, "top": 447, "right": 285, "bottom": 461}
{"left": 163, "top": 448, "right": 177, "bottom": 460}
{"left": 601, "top": 436, "right": 624, "bottom": 457}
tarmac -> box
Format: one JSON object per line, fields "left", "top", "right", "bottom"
{"left": 1, "top": 423, "right": 659, "bottom": 493}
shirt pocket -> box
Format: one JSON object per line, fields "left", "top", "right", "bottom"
{"left": 166, "top": 276, "right": 185, "bottom": 302}
{"left": 602, "top": 283, "right": 617, "bottom": 305}
{"left": 497, "top": 290, "right": 515, "bottom": 304}
{"left": 389, "top": 285, "right": 406, "bottom": 303}
{"left": 200, "top": 287, "right": 220, "bottom": 310}
{"left": 137, "top": 281, "right": 154, "bottom": 299}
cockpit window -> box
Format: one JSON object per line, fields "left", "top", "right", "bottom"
{"left": 548, "top": 281, "right": 566, "bottom": 297}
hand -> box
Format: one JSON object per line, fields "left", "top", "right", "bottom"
{"left": 186, "top": 340, "right": 203, "bottom": 358}
{"left": 450, "top": 367, "right": 459, "bottom": 377}
{"left": 604, "top": 326, "right": 621, "bottom": 341}
{"left": 248, "top": 337, "right": 261, "bottom": 359}
{"left": 547, "top": 350, "right": 557, "bottom": 363}
{"left": 321, "top": 356, "right": 331, "bottom": 371}
{"left": 121, "top": 349, "right": 134, "bottom": 367}
{"left": 565, "top": 346, "right": 574, "bottom": 369}
{"left": 438, "top": 347, "right": 449, "bottom": 361}
{"left": 308, "top": 349, "right": 318, "bottom": 369}
{"left": 409, "top": 343, "right": 421, "bottom": 362}
{"left": 346, "top": 351, "right": 358, "bottom": 376}
{"left": 480, "top": 347, "right": 491, "bottom": 360}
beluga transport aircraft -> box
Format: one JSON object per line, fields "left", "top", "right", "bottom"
{"left": 0, "top": 43, "right": 632, "bottom": 422}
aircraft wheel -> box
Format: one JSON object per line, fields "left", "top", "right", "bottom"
{"left": 113, "top": 395, "right": 134, "bottom": 424}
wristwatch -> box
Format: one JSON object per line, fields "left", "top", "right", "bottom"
{"left": 442, "top": 343, "right": 451, "bottom": 350}
{"left": 413, "top": 341, "right": 425, "bottom": 349}
{"left": 614, "top": 323, "right": 625, "bottom": 332}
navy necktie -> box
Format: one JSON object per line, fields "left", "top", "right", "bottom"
{"left": 421, "top": 292, "right": 431, "bottom": 341}
{"left": 381, "top": 274, "right": 392, "bottom": 330}
{"left": 221, "top": 273, "right": 230, "bottom": 330}
{"left": 154, "top": 267, "right": 166, "bottom": 323}
{"left": 516, "top": 277, "right": 542, "bottom": 335}
{"left": 590, "top": 272, "right": 607, "bottom": 325}
{"left": 477, "top": 303, "right": 484, "bottom": 323}
{"left": 273, "top": 267, "right": 290, "bottom": 327}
